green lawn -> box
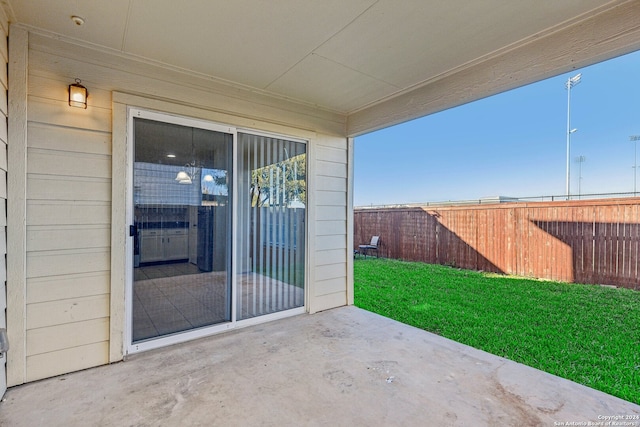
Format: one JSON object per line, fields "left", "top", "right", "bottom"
{"left": 354, "top": 257, "right": 640, "bottom": 404}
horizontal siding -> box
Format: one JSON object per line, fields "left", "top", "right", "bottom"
{"left": 312, "top": 139, "right": 348, "bottom": 309}
{"left": 28, "top": 74, "right": 113, "bottom": 110}
{"left": 27, "top": 272, "right": 111, "bottom": 305}
{"left": 314, "top": 277, "right": 348, "bottom": 297}
{"left": 26, "top": 294, "right": 110, "bottom": 330}
{"left": 27, "top": 225, "right": 110, "bottom": 252}
{"left": 0, "top": 19, "right": 6, "bottom": 84}
{"left": 27, "top": 176, "right": 111, "bottom": 201}
{"left": 27, "top": 201, "right": 111, "bottom": 226}
{"left": 315, "top": 234, "right": 347, "bottom": 252}
{"left": 27, "top": 249, "right": 110, "bottom": 278}
{"left": 312, "top": 292, "right": 347, "bottom": 313}
{"left": 0, "top": 110, "right": 6, "bottom": 142}
{"left": 0, "top": 243, "right": 4, "bottom": 283}
{"left": 316, "top": 160, "right": 347, "bottom": 178}
{"left": 315, "top": 249, "right": 348, "bottom": 266}
{"left": 1, "top": 6, "right": 7, "bottom": 398}
{"left": 316, "top": 206, "right": 347, "bottom": 221}
{"left": 28, "top": 122, "right": 111, "bottom": 154}
{"left": 24, "top": 68, "right": 113, "bottom": 382}
{"left": 0, "top": 76, "right": 6, "bottom": 117}
{"left": 315, "top": 264, "right": 347, "bottom": 282}
{"left": 316, "top": 220, "right": 347, "bottom": 236}
{"left": 26, "top": 342, "right": 109, "bottom": 383}
{"left": 27, "top": 148, "right": 111, "bottom": 178}
{"left": 316, "top": 190, "right": 346, "bottom": 206}
{"left": 28, "top": 96, "right": 111, "bottom": 132}
{"left": 315, "top": 145, "right": 347, "bottom": 163}
{"left": 27, "top": 317, "right": 109, "bottom": 356}
{"left": 0, "top": 140, "right": 7, "bottom": 171}
{"left": 0, "top": 171, "right": 5, "bottom": 199}
{"left": 316, "top": 176, "right": 346, "bottom": 191}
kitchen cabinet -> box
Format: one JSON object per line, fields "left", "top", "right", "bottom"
{"left": 140, "top": 228, "right": 188, "bottom": 263}
{"left": 140, "top": 230, "right": 164, "bottom": 263}
{"left": 164, "top": 229, "right": 189, "bottom": 260}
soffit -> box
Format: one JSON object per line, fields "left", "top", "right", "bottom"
{"left": 7, "top": 0, "right": 629, "bottom": 129}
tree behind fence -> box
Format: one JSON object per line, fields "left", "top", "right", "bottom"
{"left": 354, "top": 198, "right": 640, "bottom": 290}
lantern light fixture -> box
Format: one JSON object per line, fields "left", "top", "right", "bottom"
{"left": 69, "top": 78, "right": 88, "bottom": 108}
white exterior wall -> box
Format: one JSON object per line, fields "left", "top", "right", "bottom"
{"left": 309, "top": 138, "right": 351, "bottom": 312}
{"left": 7, "top": 28, "right": 351, "bottom": 385}
{"left": 0, "top": 6, "right": 8, "bottom": 395}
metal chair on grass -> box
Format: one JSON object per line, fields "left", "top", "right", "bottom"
{"left": 358, "top": 236, "right": 380, "bottom": 258}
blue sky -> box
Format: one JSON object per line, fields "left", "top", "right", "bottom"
{"left": 354, "top": 50, "right": 640, "bottom": 206}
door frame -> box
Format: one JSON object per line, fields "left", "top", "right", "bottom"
{"left": 124, "top": 107, "right": 307, "bottom": 355}
{"left": 125, "top": 107, "right": 238, "bottom": 354}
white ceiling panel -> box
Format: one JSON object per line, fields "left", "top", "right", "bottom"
{"left": 267, "top": 53, "right": 399, "bottom": 113}
{"left": 315, "top": 0, "right": 612, "bottom": 88}
{"left": 10, "top": 0, "right": 131, "bottom": 50}
{"left": 7, "top": 0, "right": 631, "bottom": 120}
{"left": 123, "top": 0, "right": 376, "bottom": 89}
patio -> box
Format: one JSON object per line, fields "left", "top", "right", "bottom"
{"left": 1, "top": 306, "right": 638, "bottom": 426}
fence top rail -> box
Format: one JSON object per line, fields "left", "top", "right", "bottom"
{"left": 355, "top": 196, "right": 640, "bottom": 213}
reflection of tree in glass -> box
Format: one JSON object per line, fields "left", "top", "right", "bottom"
{"left": 250, "top": 154, "right": 306, "bottom": 207}
{"left": 201, "top": 169, "right": 228, "bottom": 196}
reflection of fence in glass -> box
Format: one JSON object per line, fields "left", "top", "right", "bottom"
{"left": 259, "top": 207, "right": 303, "bottom": 250}
{"left": 255, "top": 207, "right": 306, "bottom": 289}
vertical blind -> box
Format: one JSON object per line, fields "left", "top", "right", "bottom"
{"left": 237, "top": 133, "right": 306, "bottom": 319}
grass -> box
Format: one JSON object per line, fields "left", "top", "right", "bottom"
{"left": 354, "top": 257, "right": 640, "bottom": 404}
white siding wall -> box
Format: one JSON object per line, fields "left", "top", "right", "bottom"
{"left": 25, "top": 52, "right": 112, "bottom": 383}
{"left": 8, "top": 29, "right": 350, "bottom": 384}
{"left": 310, "top": 138, "right": 349, "bottom": 312}
{"left": 0, "top": 5, "right": 8, "bottom": 395}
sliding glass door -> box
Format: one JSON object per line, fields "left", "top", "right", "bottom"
{"left": 127, "top": 109, "right": 306, "bottom": 351}
{"left": 132, "top": 116, "right": 232, "bottom": 343}
{"left": 236, "top": 133, "right": 306, "bottom": 320}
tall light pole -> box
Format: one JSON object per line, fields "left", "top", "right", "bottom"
{"left": 566, "top": 73, "right": 581, "bottom": 199}
{"left": 631, "top": 135, "right": 640, "bottom": 195}
{"left": 576, "top": 155, "right": 586, "bottom": 198}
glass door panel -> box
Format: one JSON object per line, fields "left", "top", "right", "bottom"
{"left": 236, "top": 133, "right": 306, "bottom": 320}
{"left": 132, "top": 118, "right": 232, "bottom": 343}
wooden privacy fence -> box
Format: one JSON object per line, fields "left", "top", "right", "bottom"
{"left": 354, "top": 198, "right": 640, "bottom": 290}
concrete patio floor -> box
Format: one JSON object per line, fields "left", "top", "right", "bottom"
{"left": 1, "top": 306, "right": 638, "bottom": 426}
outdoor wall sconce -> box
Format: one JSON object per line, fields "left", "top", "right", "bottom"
{"left": 69, "top": 78, "right": 88, "bottom": 108}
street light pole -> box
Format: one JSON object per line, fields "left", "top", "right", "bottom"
{"left": 631, "top": 135, "right": 640, "bottom": 195}
{"left": 576, "top": 155, "right": 586, "bottom": 198}
{"left": 565, "top": 73, "right": 581, "bottom": 199}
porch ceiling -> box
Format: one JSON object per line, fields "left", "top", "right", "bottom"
{"left": 6, "top": 1, "right": 640, "bottom": 135}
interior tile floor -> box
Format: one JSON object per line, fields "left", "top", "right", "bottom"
{"left": 133, "top": 262, "right": 304, "bottom": 341}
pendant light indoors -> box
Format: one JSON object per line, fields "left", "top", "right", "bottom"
{"left": 174, "top": 128, "right": 213, "bottom": 184}
{"left": 175, "top": 128, "right": 196, "bottom": 184}
{"left": 175, "top": 169, "right": 192, "bottom": 185}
